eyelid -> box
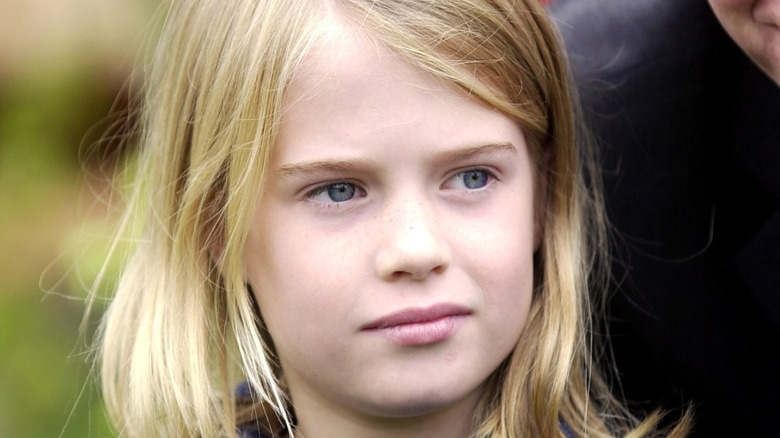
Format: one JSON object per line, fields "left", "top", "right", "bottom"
{"left": 303, "top": 180, "right": 367, "bottom": 207}
{"left": 442, "top": 166, "right": 499, "bottom": 190}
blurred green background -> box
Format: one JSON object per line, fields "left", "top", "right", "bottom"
{"left": 0, "top": 1, "right": 156, "bottom": 436}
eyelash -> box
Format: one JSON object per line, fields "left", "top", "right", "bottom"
{"left": 442, "top": 168, "right": 498, "bottom": 191}
{"left": 304, "top": 181, "right": 366, "bottom": 207}
{"left": 302, "top": 167, "right": 499, "bottom": 207}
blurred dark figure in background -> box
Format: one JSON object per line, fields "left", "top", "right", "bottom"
{"left": 549, "top": 0, "right": 780, "bottom": 436}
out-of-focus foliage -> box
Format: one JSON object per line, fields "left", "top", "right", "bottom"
{"left": 0, "top": 0, "right": 156, "bottom": 436}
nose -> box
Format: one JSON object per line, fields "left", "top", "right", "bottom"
{"left": 375, "top": 198, "right": 451, "bottom": 281}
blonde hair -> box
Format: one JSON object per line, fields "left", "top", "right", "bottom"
{"left": 92, "top": 0, "right": 690, "bottom": 436}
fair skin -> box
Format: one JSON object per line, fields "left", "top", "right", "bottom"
{"left": 243, "top": 17, "right": 540, "bottom": 438}
{"left": 708, "top": 0, "right": 780, "bottom": 84}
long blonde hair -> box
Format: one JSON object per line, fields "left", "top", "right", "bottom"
{"left": 92, "top": 0, "right": 689, "bottom": 436}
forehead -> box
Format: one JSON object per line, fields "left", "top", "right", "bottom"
{"left": 281, "top": 14, "right": 491, "bottom": 129}
{"left": 280, "top": 18, "right": 470, "bottom": 134}
{"left": 285, "top": 17, "right": 414, "bottom": 105}
{"left": 271, "top": 14, "right": 526, "bottom": 163}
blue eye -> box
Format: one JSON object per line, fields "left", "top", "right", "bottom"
{"left": 457, "top": 170, "right": 490, "bottom": 189}
{"left": 308, "top": 182, "right": 360, "bottom": 203}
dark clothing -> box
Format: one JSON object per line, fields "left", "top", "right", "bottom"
{"left": 237, "top": 427, "right": 264, "bottom": 438}
{"left": 549, "top": 0, "right": 780, "bottom": 436}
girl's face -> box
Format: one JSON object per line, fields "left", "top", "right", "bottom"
{"left": 244, "top": 20, "right": 538, "bottom": 436}
{"left": 708, "top": 0, "right": 780, "bottom": 84}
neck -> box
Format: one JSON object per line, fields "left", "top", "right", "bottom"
{"left": 289, "top": 387, "right": 483, "bottom": 438}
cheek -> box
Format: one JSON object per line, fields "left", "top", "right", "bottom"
{"left": 245, "top": 219, "right": 365, "bottom": 329}
{"left": 709, "top": 0, "right": 755, "bottom": 8}
{"left": 477, "top": 233, "right": 535, "bottom": 350}
{"left": 457, "top": 199, "right": 536, "bottom": 292}
{"left": 709, "top": 0, "right": 756, "bottom": 26}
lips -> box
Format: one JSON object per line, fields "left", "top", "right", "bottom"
{"left": 362, "top": 303, "right": 471, "bottom": 329}
{"left": 361, "top": 303, "right": 471, "bottom": 346}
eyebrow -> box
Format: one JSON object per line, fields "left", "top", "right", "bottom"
{"left": 277, "top": 157, "right": 375, "bottom": 179}
{"left": 276, "top": 142, "right": 518, "bottom": 179}
{"left": 432, "top": 142, "right": 518, "bottom": 165}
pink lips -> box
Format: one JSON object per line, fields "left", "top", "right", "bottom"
{"left": 361, "top": 303, "right": 471, "bottom": 346}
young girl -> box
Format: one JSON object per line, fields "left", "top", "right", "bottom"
{"left": 92, "top": 0, "right": 689, "bottom": 436}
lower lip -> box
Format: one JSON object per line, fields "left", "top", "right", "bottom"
{"left": 366, "top": 315, "right": 468, "bottom": 346}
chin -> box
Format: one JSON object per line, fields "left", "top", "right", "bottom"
{"left": 370, "top": 399, "right": 453, "bottom": 418}
{"left": 355, "top": 384, "right": 483, "bottom": 419}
